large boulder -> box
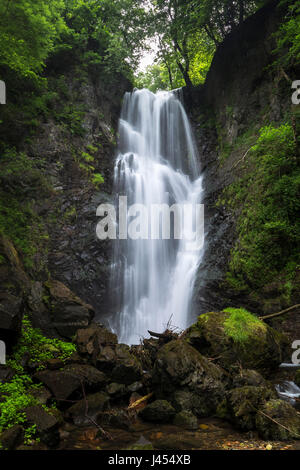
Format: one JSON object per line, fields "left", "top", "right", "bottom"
{"left": 185, "top": 309, "right": 288, "bottom": 375}
{"left": 153, "top": 339, "right": 226, "bottom": 417}
{"left": 34, "top": 364, "right": 107, "bottom": 401}
{"left": 256, "top": 399, "right": 300, "bottom": 440}
{"left": 45, "top": 280, "right": 95, "bottom": 339}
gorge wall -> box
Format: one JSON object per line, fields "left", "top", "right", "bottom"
{"left": 183, "top": 0, "right": 300, "bottom": 334}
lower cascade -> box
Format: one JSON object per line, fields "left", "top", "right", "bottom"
{"left": 110, "top": 88, "right": 204, "bottom": 344}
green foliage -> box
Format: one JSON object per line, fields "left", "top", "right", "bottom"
{"left": 223, "top": 307, "right": 266, "bottom": 343}
{"left": 92, "top": 173, "right": 105, "bottom": 187}
{"left": 0, "top": 0, "right": 66, "bottom": 79}
{"left": 8, "top": 315, "right": 76, "bottom": 373}
{"left": 74, "top": 147, "right": 104, "bottom": 187}
{"left": 0, "top": 316, "right": 76, "bottom": 441}
{"left": 24, "top": 425, "right": 40, "bottom": 445}
{"left": 135, "top": 64, "right": 172, "bottom": 93}
{"left": 0, "top": 375, "right": 40, "bottom": 434}
{"left": 54, "top": 103, "right": 86, "bottom": 136}
{"left": 223, "top": 123, "right": 300, "bottom": 293}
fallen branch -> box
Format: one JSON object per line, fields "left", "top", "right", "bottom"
{"left": 259, "top": 304, "right": 300, "bottom": 321}
{"left": 148, "top": 330, "right": 174, "bottom": 339}
{"left": 127, "top": 392, "right": 153, "bottom": 411}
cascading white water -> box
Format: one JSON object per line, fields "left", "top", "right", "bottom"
{"left": 110, "top": 88, "right": 204, "bottom": 344}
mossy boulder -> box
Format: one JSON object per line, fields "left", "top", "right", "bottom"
{"left": 218, "top": 385, "right": 276, "bottom": 431}
{"left": 140, "top": 400, "right": 176, "bottom": 423}
{"left": 185, "top": 309, "right": 287, "bottom": 375}
{"left": 256, "top": 399, "right": 300, "bottom": 440}
{"left": 153, "top": 339, "right": 226, "bottom": 417}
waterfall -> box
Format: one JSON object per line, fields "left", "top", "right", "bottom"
{"left": 110, "top": 89, "right": 204, "bottom": 344}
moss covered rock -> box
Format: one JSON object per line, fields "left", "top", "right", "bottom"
{"left": 219, "top": 385, "right": 276, "bottom": 431}
{"left": 185, "top": 309, "right": 287, "bottom": 375}
{"left": 256, "top": 399, "right": 300, "bottom": 440}
{"left": 173, "top": 410, "right": 198, "bottom": 430}
{"left": 140, "top": 400, "right": 176, "bottom": 423}
{"left": 153, "top": 339, "right": 226, "bottom": 417}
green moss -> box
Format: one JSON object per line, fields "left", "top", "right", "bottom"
{"left": 7, "top": 315, "right": 76, "bottom": 373}
{"left": 223, "top": 308, "right": 266, "bottom": 343}
{"left": 0, "top": 316, "right": 76, "bottom": 444}
{"left": 0, "top": 375, "right": 41, "bottom": 434}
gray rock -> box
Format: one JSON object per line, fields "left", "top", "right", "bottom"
{"left": 25, "top": 405, "right": 60, "bottom": 448}
{"left": 34, "top": 364, "right": 107, "bottom": 400}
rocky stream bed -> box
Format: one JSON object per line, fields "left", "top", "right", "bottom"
{"left": 1, "top": 309, "right": 300, "bottom": 451}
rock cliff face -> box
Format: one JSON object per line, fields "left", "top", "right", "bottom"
{"left": 182, "top": 0, "right": 300, "bottom": 324}
{"left": 0, "top": 64, "right": 131, "bottom": 342}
